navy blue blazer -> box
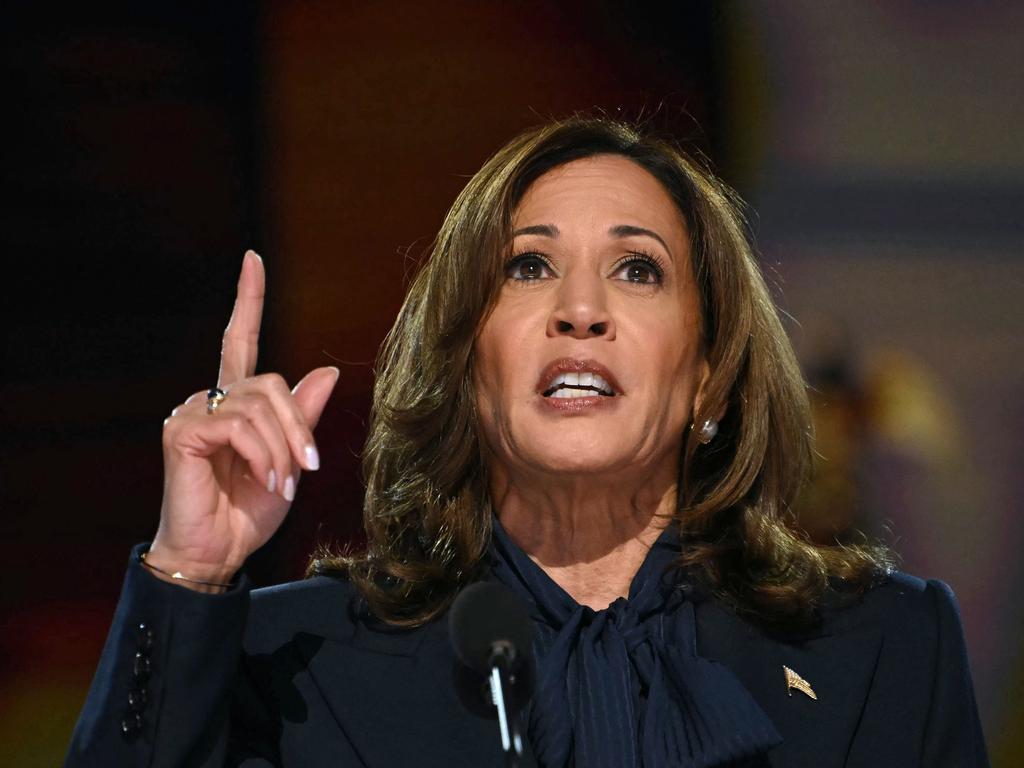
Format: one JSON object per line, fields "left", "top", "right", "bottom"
{"left": 65, "top": 545, "right": 989, "bottom": 767}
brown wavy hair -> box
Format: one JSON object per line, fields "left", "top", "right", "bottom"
{"left": 309, "top": 115, "right": 895, "bottom": 629}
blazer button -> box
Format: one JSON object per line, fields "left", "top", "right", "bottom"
{"left": 137, "top": 622, "right": 155, "bottom": 651}
{"left": 127, "top": 687, "right": 148, "bottom": 711}
{"left": 133, "top": 652, "right": 151, "bottom": 680}
{"left": 121, "top": 711, "right": 143, "bottom": 739}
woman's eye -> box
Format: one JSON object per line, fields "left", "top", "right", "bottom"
{"left": 506, "top": 254, "right": 552, "bottom": 281}
{"left": 614, "top": 258, "right": 663, "bottom": 284}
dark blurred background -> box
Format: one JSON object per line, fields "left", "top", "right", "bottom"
{"left": 1, "top": 2, "right": 1021, "bottom": 764}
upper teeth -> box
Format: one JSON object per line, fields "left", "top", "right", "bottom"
{"left": 544, "top": 371, "right": 614, "bottom": 396}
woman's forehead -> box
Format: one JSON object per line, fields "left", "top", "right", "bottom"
{"left": 511, "top": 155, "right": 688, "bottom": 241}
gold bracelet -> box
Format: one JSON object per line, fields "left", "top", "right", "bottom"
{"left": 140, "top": 550, "right": 235, "bottom": 589}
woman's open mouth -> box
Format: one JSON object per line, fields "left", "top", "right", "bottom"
{"left": 535, "top": 360, "right": 622, "bottom": 412}
{"left": 542, "top": 371, "right": 616, "bottom": 399}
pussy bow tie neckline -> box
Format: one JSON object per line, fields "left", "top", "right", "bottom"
{"left": 487, "top": 518, "right": 782, "bottom": 768}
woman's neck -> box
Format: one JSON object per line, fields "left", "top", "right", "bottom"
{"left": 492, "top": 469, "right": 677, "bottom": 610}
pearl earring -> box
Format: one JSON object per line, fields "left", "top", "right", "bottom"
{"left": 696, "top": 418, "right": 718, "bottom": 445}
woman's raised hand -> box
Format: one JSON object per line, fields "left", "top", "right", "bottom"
{"left": 146, "top": 251, "right": 339, "bottom": 590}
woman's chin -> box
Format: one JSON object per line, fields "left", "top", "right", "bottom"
{"left": 523, "top": 443, "right": 637, "bottom": 476}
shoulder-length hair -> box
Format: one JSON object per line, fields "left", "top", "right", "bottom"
{"left": 309, "top": 116, "right": 894, "bottom": 629}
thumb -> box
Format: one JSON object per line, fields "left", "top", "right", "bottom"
{"left": 292, "top": 366, "right": 341, "bottom": 431}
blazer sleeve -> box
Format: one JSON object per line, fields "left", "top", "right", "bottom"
{"left": 64, "top": 544, "right": 279, "bottom": 768}
{"left": 920, "top": 579, "right": 990, "bottom": 768}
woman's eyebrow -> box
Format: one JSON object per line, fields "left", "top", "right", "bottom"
{"left": 512, "top": 223, "right": 671, "bottom": 260}
{"left": 608, "top": 224, "right": 672, "bottom": 259}
{"left": 512, "top": 224, "right": 559, "bottom": 238}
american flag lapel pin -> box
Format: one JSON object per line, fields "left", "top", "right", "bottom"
{"left": 783, "top": 665, "right": 818, "bottom": 700}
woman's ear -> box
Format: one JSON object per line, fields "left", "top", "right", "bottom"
{"left": 693, "top": 358, "right": 727, "bottom": 423}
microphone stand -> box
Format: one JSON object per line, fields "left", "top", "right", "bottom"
{"left": 488, "top": 641, "right": 530, "bottom": 768}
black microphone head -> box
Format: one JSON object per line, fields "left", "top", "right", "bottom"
{"left": 448, "top": 581, "right": 533, "bottom": 674}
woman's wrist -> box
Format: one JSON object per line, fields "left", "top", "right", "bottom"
{"left": 139, "top": 548, "right": 238, "bottom": 594}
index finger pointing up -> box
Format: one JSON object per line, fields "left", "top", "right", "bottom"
{"left": 218, "top": 250, "right": 266, "bottom": 388}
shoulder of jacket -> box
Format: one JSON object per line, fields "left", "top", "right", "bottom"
{"left": 824, "top": 569, "right": 952, "bottom": 639}
{"left": 251, "top": 573, "right": 357, "bottom": 605}
{"left": 244, "top": 575, "right": 361, "bottom": 653}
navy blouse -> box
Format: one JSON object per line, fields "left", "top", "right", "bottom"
{"left": 488, "top": 516, "right": 782, "bottom": 768}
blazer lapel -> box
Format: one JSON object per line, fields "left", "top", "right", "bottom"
{"left": 696, "top": 599, "right": 882, "bottom": 768}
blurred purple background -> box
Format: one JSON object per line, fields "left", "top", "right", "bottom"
{"left": 1, "top": 2, "right": 1021, "bottom": 764}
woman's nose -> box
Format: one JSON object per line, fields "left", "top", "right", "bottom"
{"left": 546, "top": 271, "right": 616, "bottom": 340}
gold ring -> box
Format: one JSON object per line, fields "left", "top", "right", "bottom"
{"left": 206, "top": 387, "right": 228, "bottom": 414}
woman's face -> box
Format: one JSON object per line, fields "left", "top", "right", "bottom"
{"left": 473, "top": 154, "right": 709, "bottom": 482}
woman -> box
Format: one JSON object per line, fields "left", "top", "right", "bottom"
{"left": 65, "top": 117, "right": 989, "bottom": 767}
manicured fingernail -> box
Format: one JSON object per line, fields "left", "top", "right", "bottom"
{"left": 305, "top": 445, "right": 320, "bottom": 471}
{"left": 267, "top": 469, "right": 277, "bottom": 493}
{"left": 283, "top": 475, "right": 296, "bottom": 502}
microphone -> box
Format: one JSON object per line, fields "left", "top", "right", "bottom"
{"left": 449, "top": 582, "right": 535, "bottom": 767}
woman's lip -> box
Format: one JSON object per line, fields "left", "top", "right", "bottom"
{"left": 534, "top": 357, "right": 624, "bottom": 395}
{"left": 537, "top": 393, "right": 621, "bottom": 413}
